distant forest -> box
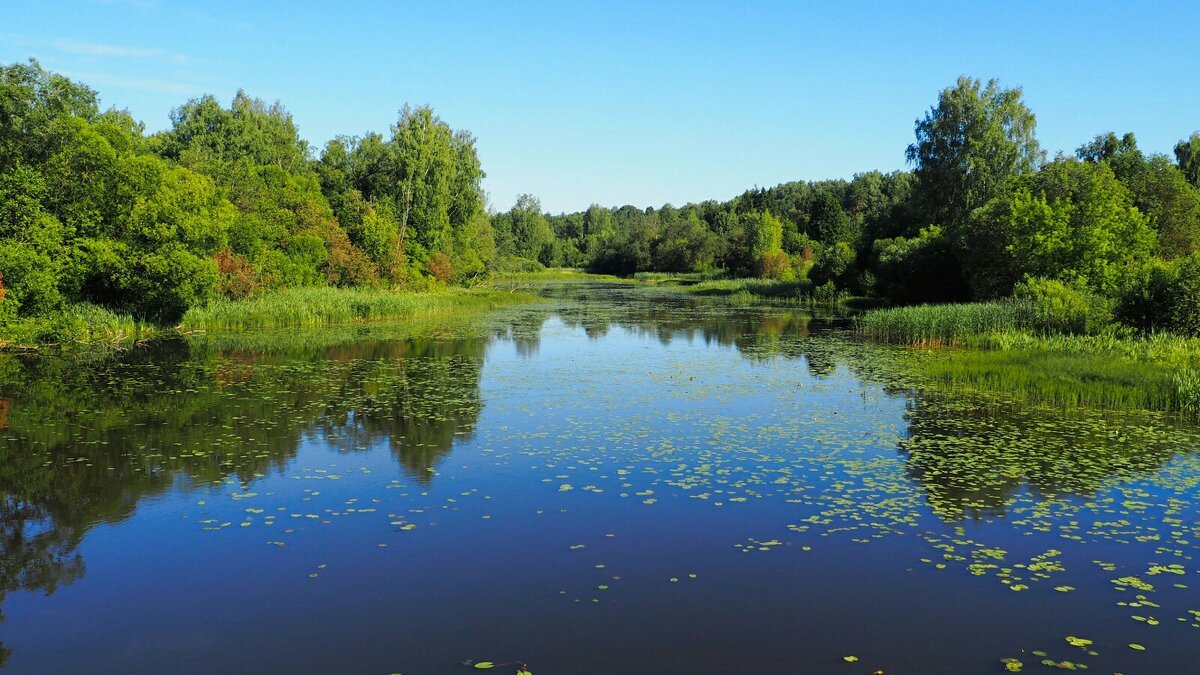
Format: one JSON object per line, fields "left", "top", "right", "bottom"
{"left": 501, "top": 78, "right": 1200, "bottom": 334}
{"left": 2, "top": 60, "right": 1199, "bottom": 333}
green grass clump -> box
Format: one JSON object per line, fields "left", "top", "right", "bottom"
{"left": 1174, "top": 368, "right": 1200, "bottom": 413}
{"left": 179, "top": 286, "right": 531, "bottom": 332}
{"left": 970, "top": 331, "right": 1200, "bottom": 367}
{"left": 686, "top": 278, "right": 809, "bottom": 298}
{"left": 857, "top": 302, "right": 1027, "bottom": 345}
{"left": 0, "top": 303, "right": 157, "bottom": 349}
{"left": 632, "top": 270, "right": 727, "bottom": 283}
{"left": 901, "top": 325, "right": 1200, "bottom": 416}
{"left": 861, "top": 299, "right": 1200, "bottom": 415}
{"left": 491, "top": 269, "right": 628, "bottom": 283}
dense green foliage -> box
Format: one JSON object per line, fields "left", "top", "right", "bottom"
{"left": 0, "top": 60, "right": 497, "bottom": 343}
{"left": 498, "top": 76, "right": 1200, "bottom": 339}
{"left": 5, "top": 60, "right": 1199, "bottom": 346}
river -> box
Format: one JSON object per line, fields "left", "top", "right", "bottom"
{"left": 0, "top": 281, "right": 1197, "bottom": 673}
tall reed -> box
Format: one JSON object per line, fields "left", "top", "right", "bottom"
{"left": 179, "top": 287, "right": 528, "bottom": 332}
{"left": 856, "top": 302, "right": 1025, "bottom": 345}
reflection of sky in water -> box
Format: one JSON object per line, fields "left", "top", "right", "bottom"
{"left": 0, "top": 284, "right": 1197, "bottom": 674}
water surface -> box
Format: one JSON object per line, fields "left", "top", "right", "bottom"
{"left": 1, "top": 282, "right": 1198, "bottom": 673}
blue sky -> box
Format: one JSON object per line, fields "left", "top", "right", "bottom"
{"left": 3, "top": 1, "right": 1198, "bottom": 213}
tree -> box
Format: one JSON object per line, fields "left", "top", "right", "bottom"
{"left": 973, "top": 159, "right": 1156, "bottom": 296}
{"left": 907, "top": 76, "right": 1043, "bottom": 235}
{"left": 1124, "top": 155, "right": 1200, "bottom": 257}
{"left": 808, "top": 190, "right": 853, "bottom": 245}
{"left": 505, "top": 194, "right": 555, "bottom": 264}
{"left": 728, "top": 211, "right": 785, "bottom": 277}
{"left": 389, "top": 106, "right": 456, "bottom": 262}
{"left": 582, "top": 204, "right": 612, "bottom": 241}
{"left": 1175, "top": 132, "right": 1200, "bottom": 188}
{"left": 652, "top": 213, "right": 715, "bottom": 272}
{"left": 810, "top": 241, "right": 856, "bottom": 289}
{"left": 1076, "top": 132, "right": 1142, "bottom": 180}
{"left": 1077, "top": 133, "right": 1200, "bottom": 258}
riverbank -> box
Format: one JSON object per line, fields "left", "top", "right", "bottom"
{"left": 179, "top": 286, "right": 534, "bottom": 332}
{"left": 0, "top": 286, "right": 538, "bottom": 350}
{"left": 857, "top": 301, "right": 1200, "bottom": 415}
{"left": 627, "top": 273, "right": 883, "bottom": 310}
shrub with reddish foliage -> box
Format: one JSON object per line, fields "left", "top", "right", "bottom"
{"left": 213, "top": 249, "right": 258, "bottom": 299}
{"left": 427, "top": 252, "right": 453, "bottom": 283}
{"left": 759, "top": 250, "right": 791, "bottom": 280}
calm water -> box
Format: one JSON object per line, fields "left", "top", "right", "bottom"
{"left": 1, "top": 282, "right": 1198, "bottom": 674}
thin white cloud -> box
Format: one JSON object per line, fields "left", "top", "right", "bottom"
{"left": 52, "top": 38, "right": 192, "bottom": 65}
{"left": 81, "top": 0, "right": 160, "bottom": 9}
{"left": 63, "top": 70, "right": 201, "bottom": 96}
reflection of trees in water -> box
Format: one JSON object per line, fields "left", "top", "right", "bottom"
{"left": 0, "top": 332, "right": 488, "bottom": 663}
{"left": 495, "top": 312, "right": 546, "bottom": 359}
{"left": 896, "top": 391, "right": 1191, "bottom": 521}
{"left": 546, "top": 282, "right": 822, "bottom": 362}
{"left": 0, "top": 497, "right": 86, "bottom": 666}
{"left": 312, "top": 338, "right": 487, "bottom": 481}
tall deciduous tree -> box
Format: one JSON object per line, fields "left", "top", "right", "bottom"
{"left": 907, "top": 77, "right": 1043, "bottom": 235}
{"left": 1174, "top": 133, "right": 1200, "bottom": 188}
{"left": 504, "top": 194, "right": 555, "bottom": 264}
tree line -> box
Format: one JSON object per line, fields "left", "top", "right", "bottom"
{"left": 500, "top": 77, "right": 1200, "bottom": 335}
{"left": 0, "top": 59, "right": 493, "bottom": 326}
{"left": 3, "top": 60, "right": 1199, "bottom": 335}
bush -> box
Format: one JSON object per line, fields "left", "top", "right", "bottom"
{"left": 0, "top": 241, "right": 65, "bottom": 317}
{"left": 493, "top": 255, "right": 545, "bottom": 274}
{"left": 213, "top": 249, "right": 258, "bottom": 299}
{"left": 1116, "top": 258, "right": 1181, "bottom": 332}
{"left": 811, "top": 281, "right": 842, "bottom": 305}
{"left": 871, "top": 226, "right": 967, "bottom": 302}
{"left": 1171, "top": 253, "right": 1200, "bottom": 336}
{"left": 1113, "top": 253, "right": 1200, "bottom": 337}
{"left": 1013, "top": 277, "right": 1113, "bottom": 335}
{"left": 759, "top": 250, "right": 792, "bottom": 280}
{"left": 810, "top": 241, "right": 856, "bottom": 290}
{"left": 128, "top": 246, "right": 219, "bottom": 323}
{"left": 427, "top": 251, "right": 454, "bottom": 283}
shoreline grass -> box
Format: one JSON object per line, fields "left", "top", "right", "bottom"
{"left": 489, "top": 269, "right": 629, "bottom": 284}
{"left": 857, "top": 301, "right": 1027, "bottom": 345}
{"left": 685, "top": 278, "right": 809, "bottom": 298}
{"left": 1, "top": 286, "right": 537, "bottom": 350}
{"left": 0, "top": 303, "right": 161, "bottom": 350}
{"left": 919, "top": 346, "right": 1186, "bottom": 413}
{"left": 179, "top": 286, "right": 536, "bottom": 332}
{"left": 858, "top": 302, "right": 1200, "bottom": 415}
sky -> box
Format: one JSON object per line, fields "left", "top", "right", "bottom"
{"left": 2, "top": 0, "right": 1198, "bottom": 214}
